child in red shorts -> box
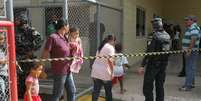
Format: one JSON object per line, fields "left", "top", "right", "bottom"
{"left": 24, "top": 62, "right": 47, "bottom": 101}
{"left": 112, "top": 43, "right": 129, "bottom": 94}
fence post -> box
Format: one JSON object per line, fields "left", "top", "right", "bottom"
{"left": 63, "top": 0, "right": 68, "bottom": 22}
{"left": 6, "top": 0, "right": 14, "bottom": 21}
{"left": 63, "top": 0, "right": 68, "bottom": 100}
{"left": 96, "top": 4, "right": 101, "bottom": 48}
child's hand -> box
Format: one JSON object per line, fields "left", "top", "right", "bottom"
{"left": 39, "top": 71, "right": 47, "bottom": 79}
{"left": 70, "top": 43, "right": 78, "bottom": 55}
{"left": 137, "top": 67, "right": 144, "bottom": 75}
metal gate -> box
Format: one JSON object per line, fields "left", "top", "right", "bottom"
{"left": 13, "top": 0, "right": 123, "bottom": 99}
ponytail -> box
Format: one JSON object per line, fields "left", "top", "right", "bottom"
{"left": 98, "top": 39, "right": 107, "bottom": 52}
{"left": 98, "top": 35, "right": 116, "bottom": 52}
{"left": 55, "top": 19, "right": 68, "bottom": 31}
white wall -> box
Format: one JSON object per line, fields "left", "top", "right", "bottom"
{"left": 28, "top": 8, "right": 45, "bottom": 57}
{"left": 123, "top": 0, "right": 163, "bottom": 65}
{"left": 163, "top": 0, "right": 201, "bottom": 29}
{"left": 100, "top": 7, "right": 122, "bottom": 42}
{"left": 98, "top": 0, "right": 121, "bottom": 8}
{"left": 13, "top": 0, "right": 31, "bottom": 6}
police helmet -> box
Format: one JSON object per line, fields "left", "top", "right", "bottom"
{"left": 151, "top": 17, "right": 164, "bottom": 31}
{"left": 17, "top": 14, "right": 28, "bottom": 24}
{"left": 151, "top": 18, "right": 163, "bottom": 26}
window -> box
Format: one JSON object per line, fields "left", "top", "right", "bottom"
{"left": 136, "top": 7, "right": 146, "bottom": 37}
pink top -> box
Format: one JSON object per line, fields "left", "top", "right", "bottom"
{"left": 25, "top": 75, "right": 39, "bottom": 96}
{"left": 91, "top": 43, "right": 115, "bottom": 81}
{"left": 69, "top": 38, "right": 83, "bottom": 73}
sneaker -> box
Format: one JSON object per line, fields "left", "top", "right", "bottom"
{"left": 177, "top": 73, "right": 185, "bottom": 77}
{"left": 179, "top": 86, "right": 192, "bottom": 91}
{"left": 192, "top": 79, "right": 195, "bottom": 88}
{"left": 120, "top": 89, "right": 127, "bottom": 94}
{"left": 191, "top": 85, "right": 195, "bottom": 88}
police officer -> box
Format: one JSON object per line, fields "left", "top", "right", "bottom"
{"left": 138, "top": 17, "right": 171, "bottom": 101}
{"left": 15, "top": 14, "right": 43, "bottom": 97}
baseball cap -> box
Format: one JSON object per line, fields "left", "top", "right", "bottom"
{"left": 151, "top": 17, "right": 162, "bottom": 22}
{"left": 17, "top": 14, "right": 28, "bottom": 24}
{"left": 184, "top": 15, "right": 197, "bottom": 22}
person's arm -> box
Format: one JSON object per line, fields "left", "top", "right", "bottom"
{"left": 108, "top": 58, "right": 114, "bottom": 72}
{"left": 41, "top": 37, "right": 53, "bottom": 59}
{"left": 138, "top": 38, "right": 157, "bottom": 74}
{"left": 25, "top": 81, "right": 33, "bottom": 101}
{"left": 107, "top": 45, "right": 115, "bottom": 75}
{"left": 138, "top": 56, "right": 148, "bottom": 74}
{"left": 188, "top": 38, "right": 196, "bottom": 50}
{"left": 187, "top": 30, "right": 199, "bottom": 55}
{"left": 141, "top": 38, "right": 156, "bottom": 67}
{"left": 122, "top": 56, "right": 130, "bottom": 69}
{"left": 41, "top": 49, "right": 49, "bottom": 59}
{"left": 140, "top": 57, "right": 147, "bottom": 67}
{"left": 186, "top": 37, "right": 196, "bottom": 56}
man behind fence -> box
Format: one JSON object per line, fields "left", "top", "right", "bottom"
{"left": 15, "top": 14, "right": 43, "bottom": 98}
{"left": 138, "top": 17, "right": 171, "bottom": 101}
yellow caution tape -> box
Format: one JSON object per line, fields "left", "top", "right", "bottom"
{"left": 17, "top": 49, "right": 201, "bottom": 63}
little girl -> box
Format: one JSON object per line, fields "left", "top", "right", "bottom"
{"left": 68, "top": 27, "right": 83, "bottom": 73}
{"left": 24, "top": 62, "right": 46, "bottom": 101}
{"left": 112, "top": 43, "right": 129, "bottom": 94}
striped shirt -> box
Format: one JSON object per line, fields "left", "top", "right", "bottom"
{"left": 182, "top": 23, "right": 200, "bottom": 50}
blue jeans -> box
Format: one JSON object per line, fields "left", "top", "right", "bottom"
{"left": 51, "top": 73, "right": 76, "bottom": 101}
{"left": 184, "top": 51, "right": 198, "bottom": 87}
{"left": 92, "top": 78, "right": 113, "bottom": 101}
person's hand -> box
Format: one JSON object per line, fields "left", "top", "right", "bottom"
{"left": 70, "top": 43, "right": 77, "bottom": 53}
{"left": 137, "top": 67, "right": 145, "bottom": 75}
{"left": 186, "top": 49, "right": 192, "bottom": 56}
{"left": 25, "top": 51, "right": 34, "bottom": 59}
{"left": 39, "top": 71, "right": 47, "bottom": 79}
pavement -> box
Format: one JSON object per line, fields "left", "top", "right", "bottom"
{"left": 19, "top": 53, "right": 201, "bottom": 101}
{"left": 111, "top": 54, "right": 201, "bottom": 101}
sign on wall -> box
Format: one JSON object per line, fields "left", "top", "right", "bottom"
{"left": 0, "top": 0, "right": 6, "bottom": 18}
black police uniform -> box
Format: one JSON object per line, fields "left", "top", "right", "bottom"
{"left": 15, "top": 22, "right": 43, "bottom": 98}
{"left": 141, "top": 31, "right": 170, "bottom": 101}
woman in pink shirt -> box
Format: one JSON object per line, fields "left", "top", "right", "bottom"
{"left": 91, "top": 35, "right": 116, "bottom": 101}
